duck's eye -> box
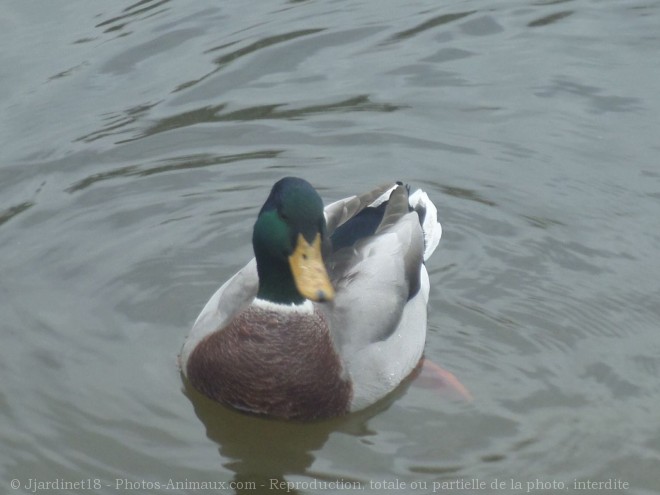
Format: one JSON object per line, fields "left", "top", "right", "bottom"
{"left": 280, "top": 211, "right": 289, "bottom": 221}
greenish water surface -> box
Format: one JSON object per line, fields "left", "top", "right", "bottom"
{"left": 2, "top": 1, "right": 659, "bottom": 494}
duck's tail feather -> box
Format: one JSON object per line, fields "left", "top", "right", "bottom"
{"left": 325, "top": 183, "right": 442, "bottom": 261}
{"left": 408, "top": 189, "right": 442, "bottom": 261}
{"left": 324, "top": 183, "right": 395, "bottom": 235}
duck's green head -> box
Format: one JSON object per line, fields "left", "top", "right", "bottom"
{"left": 252, "top": 177, "right": 335, "bottom": 305}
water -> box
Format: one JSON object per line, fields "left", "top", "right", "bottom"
{"left": 2, "top": 0, "right": 660, "bottom": 493}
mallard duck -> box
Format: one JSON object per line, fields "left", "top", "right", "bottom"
{"left": 180, "top": 177, "right": 442, "bottom": 420}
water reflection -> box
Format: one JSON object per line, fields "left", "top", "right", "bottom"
{"left": 0, "top": 201, "right": 34, "bottom": 227}
{"left": 176, "top": 29, "right": 325, "bottom": 93}
{"left": 387, "top": 11, "right": 475, "bottom": 43}
{"left": 137, "top": 95, "right": 401, "bottom": 141}
{"left": 181, "top": 357, "right": 472, "bottom": 493}
{"left": 527, "top": 10, "right": 574, "bottom": 27}
{"left": 182, "top": 377, "right": 403, "bottom": 493}
{"left": 65, "top": 151, "right": 282, "bottom": 192}
{"left": 95, "top": 0, "right": 173, "bottom": 34}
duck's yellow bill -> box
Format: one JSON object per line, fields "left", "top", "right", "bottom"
{"left": 288, "top": 233, "right": 335, "bottom": 302}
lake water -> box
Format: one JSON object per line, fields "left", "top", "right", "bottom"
{"left": 2, "top": 0, "right": 659, "bottom": 494}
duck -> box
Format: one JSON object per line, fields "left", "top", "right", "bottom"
{"left": 179, "top": 177, "right": 442, "bottom": 420}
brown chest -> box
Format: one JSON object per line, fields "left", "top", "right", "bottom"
{"left": 186, "top": 306, "right": 352, "bottom": 420}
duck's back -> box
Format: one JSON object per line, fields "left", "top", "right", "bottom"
{"left": 320, "top": 183, "right": 441, "bottom": 410}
